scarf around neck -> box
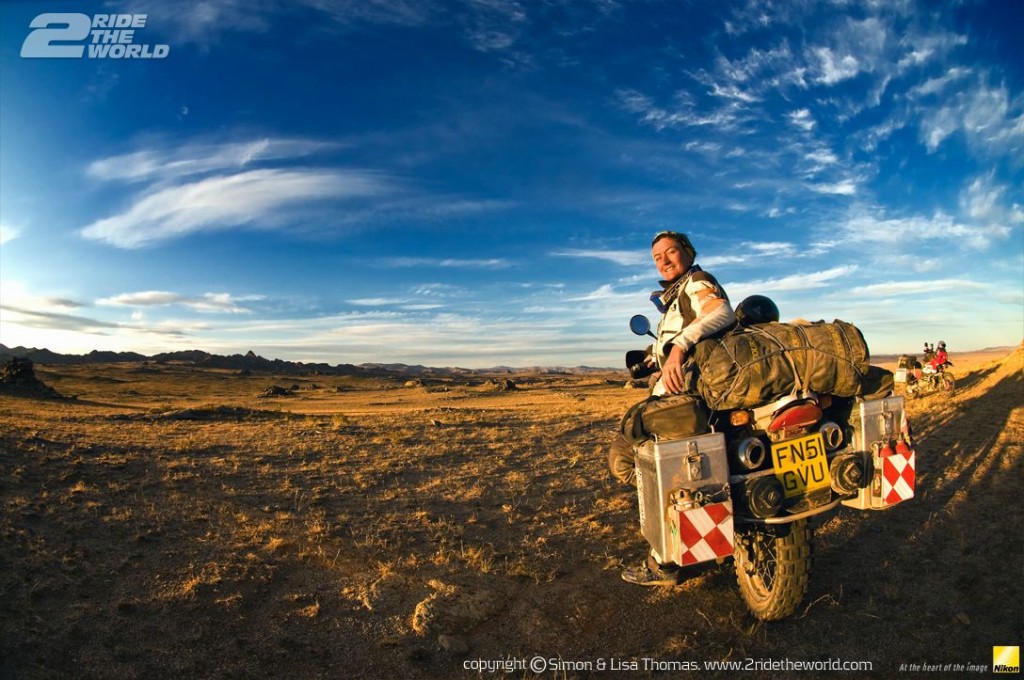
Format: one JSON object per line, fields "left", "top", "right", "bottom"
{"left": 655, "top": 264, "right": 701, "bottom": 310}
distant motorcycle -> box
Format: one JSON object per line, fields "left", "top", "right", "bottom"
{"left": 905, "top": 361, "right": 955, "bottom": 398}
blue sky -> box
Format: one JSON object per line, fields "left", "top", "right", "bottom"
{"left": 1, "top": 0, "right": 1021, "bottom": 368}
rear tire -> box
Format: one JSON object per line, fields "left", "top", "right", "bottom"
{"left": 734, "top": 520, "right": 812, "bottom": 621}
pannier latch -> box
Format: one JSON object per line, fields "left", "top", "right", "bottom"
{"left": 878, "top": 403, "right": 895, "bottom": 439}
{"left": 685, "top": 441, "right": 703, "bottom": 482}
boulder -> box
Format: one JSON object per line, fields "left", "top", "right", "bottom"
{"left": 0, "top": 358, "right": 62, "bottom": 398}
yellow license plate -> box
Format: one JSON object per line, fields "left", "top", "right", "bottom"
{"left": 772, "top": 432, "right": 831, "bottom": 498}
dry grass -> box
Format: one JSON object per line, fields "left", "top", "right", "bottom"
{"left": 0, "top": 349, "right": 1020, "bottom": 679}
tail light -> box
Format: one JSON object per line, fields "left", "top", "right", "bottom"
{"left": 768, "top": 402, "right": 822, "bottom": 433}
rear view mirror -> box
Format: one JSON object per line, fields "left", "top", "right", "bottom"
{"left": 629, "top": 315, "right": 654, "bottom": 337}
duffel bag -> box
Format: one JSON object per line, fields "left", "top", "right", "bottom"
{"left": 693, "top": 319, "right": 871, "bottom": 410}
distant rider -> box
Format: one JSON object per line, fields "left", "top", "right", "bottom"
{"left": 930, "top": 341, "right": 949, "bottom": 371}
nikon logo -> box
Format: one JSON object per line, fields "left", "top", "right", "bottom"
{"left": 994, "top": 646, "right": 1020, "bottom": 674}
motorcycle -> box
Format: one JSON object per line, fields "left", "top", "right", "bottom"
{"left": 621, "top": 314, "right": 916, "bottom": 621}
{"left": 905, "top": 360, "right": 955, "bottom": 398}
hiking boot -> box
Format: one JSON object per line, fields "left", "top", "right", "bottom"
{"left": 621, "top": 559, "right": 679, "bottom": 586}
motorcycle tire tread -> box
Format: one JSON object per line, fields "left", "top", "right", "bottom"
{"left": 734, "top": 521, "right": 812, "bottom": 621}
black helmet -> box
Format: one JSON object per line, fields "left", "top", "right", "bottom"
{"left": 938, "top": 341, "right": 946, "bottom": 349}
{"left": 735, "top": 295, "right": 780, "bottom": 326}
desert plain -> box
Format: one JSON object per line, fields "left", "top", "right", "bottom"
{"left": 1, "top": 346, "right": 1021, "bottom": 679}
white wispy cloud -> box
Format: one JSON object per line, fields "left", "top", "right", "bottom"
{"left": 745, "top": 241, "right": 799, "bottom": 257}
{"left": 919, "top": 76, "right": 1024, "bottom": 155}
{"left": 909, "top": 67, "right": 972, "bottom": 97}
{"left": 809, "top": 179, "right": 858, "bottom": 196}
{"left": 81, "top": 168, "right": 391, "bottom": 248}
{"left": 389, "top": 257, "right": 513, "bottom": 268}
{"left": 81, "top": 130, "right": 514, "bottom": 249}
{"left": 710, "top": 42, "right": 804, "bottom": 92}
{"left": 348, "top": 297, "right": 411, "bottom": 306}
{"left": 709, "top": 82, "right": 761, "bottom": 104}
{"left": 695, "top": 6, "right": 970, "bottom": 127}
{"left": 839, "top": 209, "right": 1010, "bottom": 249}
{"left": 1, "top": 305, "right": 119, "bottom": 335}
{"left": 86, "top": 138, "right": 342, "bottom": 183}
{"left": 810, "top": 46, "right": 861, "bottom": 85}
{"left": 848, "top": 279, "right": 987, "bottom": 296}
{"left": 897, "top": 30, "right": 968, "bottom": 72}
{"left": 856, "top": 115, "right": 908, "bottom": 152}
{"left": 1011, "top": 204, "right": 1024, "bottom": 224}
{"left": 960, "top": 173, "right": 1007, "bottom": 222}
{"left": 803, "top": 148, "right": 839, "bottom": 171}
{"left": 0, "top": 223, "right": 21, "bottom": 245}
{"left": 803, "top": 15, "right": 966, "bottom": 104}
{"left": 412, "top": 283, "right": 466, "bottom": 297}
{"left": 0, "top": 281, "right": 87, "bottom": 314}
{"left": 788, "top": 108, "right": 816, "bottom": 131}
{"left": 567, "top": 283, "right": 636, "bottom": 302}
{"left": 727, "top": 265, "right": 859, "bottom": 297}
{"left": 346, "top": 297, "right": 446, "bottom": 311}
{"left": 700, "top": 254, "right": 753, "bottom": 268}
{"left": 97, "top": 290, "right": 262, "bottom": 313}
{"left": 612, "top": 7, "right": 981, "bottom": 215}
{"left": 550, "top": 248, "right": 647, "bottom": 266}
{"left": 0, "top": 305, "right": 192, "bottom": 338}
{"left": 615, "top": 89, "right": 748, "bottom": 131}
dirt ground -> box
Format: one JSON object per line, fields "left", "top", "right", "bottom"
{"left": 1, "top": 347, "right": 1021, "bottom": 679}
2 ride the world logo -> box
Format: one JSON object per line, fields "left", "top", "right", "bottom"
{"left": 21, "top": 13, "right": 169, "bottom": 59}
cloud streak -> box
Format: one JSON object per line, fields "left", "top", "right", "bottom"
{"left": 97, "top": 290, "right": 263, "bottom": 314}
{"left": 86, "top": 138, "right": 343, "bottom": 183}
{"left": 727, "top": 265, "right": 859, "bottom": 297}
{"left": 388, "top": 257, "right": 514, "bottom": 269}
{"left": 0, "top": 223, "right": 20, "bottom": 245}
{"left": 81, "top": 168, "right": 392, "bottom": 248}
{"left": 550, "top": 248, "right": 648, "bottom": 267}
{"left": 918, "top": 76, "right": 1024, "bottom": 155}
{"left": 837, "top": 209, "right": 1011, "bottom": 250}
{"left": 0, "top": 305, "right": 189, "bottom": 337}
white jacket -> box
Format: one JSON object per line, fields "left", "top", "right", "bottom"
{"left": 652, "top": 266, "right": 735, "bottom": 396}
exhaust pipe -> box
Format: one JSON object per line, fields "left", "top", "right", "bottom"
{"left": 737, "top": 437, "right": 766, "bottom": 470}
{"left": 819, "top": 421, "right": 844, "bottom": 451}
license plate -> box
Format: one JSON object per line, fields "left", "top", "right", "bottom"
{"left": 772, "top": 432, "right": 830, "bottom": 498}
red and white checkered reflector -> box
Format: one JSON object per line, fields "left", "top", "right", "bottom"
{"left": 671, "top": 500, "right": 735, "bottom": 566}
{"left": 881, "top": 446, "right": 915, "bottom": 505}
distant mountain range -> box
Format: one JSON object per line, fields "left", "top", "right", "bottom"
{"left": 0, "top": 344, "right": 615, "bottom": 377}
